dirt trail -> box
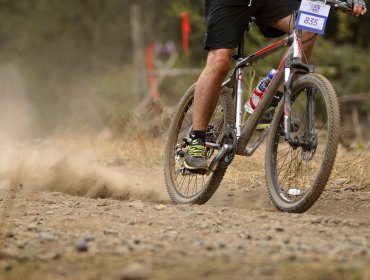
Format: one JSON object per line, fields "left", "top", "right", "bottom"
{"left": 0, "top": 138, "right": 369, "bottom": 280}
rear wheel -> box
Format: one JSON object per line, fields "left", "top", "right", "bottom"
{"left": 265, "top": 74, "right": 340, "bottom": 213}
{"left": 164, "top": 84, "right": 234, "bottom": 204}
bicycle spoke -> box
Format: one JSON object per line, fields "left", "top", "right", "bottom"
{"left": 193, "top": 174, "right": 198, "bottom": 196}
{"left": 177, "top": 173, "right": 186, "bottom": 192}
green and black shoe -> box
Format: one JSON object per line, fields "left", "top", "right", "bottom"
{"left": 184, "top": 138, "right": 208, "bottom": 173}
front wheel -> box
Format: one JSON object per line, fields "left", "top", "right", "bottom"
{"left": 164, "top": 84, "right": 234, "bottom": 204}
{"left": 265, "top": 74, "right": 340, "bottom": 213}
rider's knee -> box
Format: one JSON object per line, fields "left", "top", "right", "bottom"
{"left": 207, "top": 50, "right": 232, "bottom": 76}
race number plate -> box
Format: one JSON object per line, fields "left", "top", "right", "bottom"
{"left": 295, "top": 0, "right": 331, "bottom": 34}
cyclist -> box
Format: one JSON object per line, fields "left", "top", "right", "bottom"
{"left": 184, "top": 0, "right": 367, "bottom": 172}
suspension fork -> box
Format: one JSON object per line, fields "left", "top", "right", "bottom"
{"left": 283, "top": 70, "right": 318, "bottom": 150}
{"left": 306, "top": 88, "right": 316, "bottom": 133}
{"left": 283, "top": 62, "right": 294, "bottom": 141}
{"left": 283, "top": 28, "right": 303, "bottom": 141}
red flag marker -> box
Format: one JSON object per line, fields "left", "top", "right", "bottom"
{"left": 146, "top": 44, "right": 160, "bottom": 101}
{"left": 181, "top": 12, "right": 191, "bottom": 53}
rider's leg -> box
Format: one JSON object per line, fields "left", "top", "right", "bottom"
{"left": 184, "top": 48, "right": 233, "bottom": 172}
{"left": 185, "top": 0, "right": 255, "bottom": 171}
{"left": 192, "top": 48, "right": 233, "bottom": 131}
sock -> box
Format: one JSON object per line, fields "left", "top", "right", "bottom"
{"left": 190, "top": 130, "right": 206, "bottom": 143}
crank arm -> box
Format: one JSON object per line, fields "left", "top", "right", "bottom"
{"left": 207, "top": 144, "right": 233, "bottom": 174}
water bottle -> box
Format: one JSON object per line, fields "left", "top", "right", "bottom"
{"left": 244, "top": 69, "right": 277, "bottom": 114}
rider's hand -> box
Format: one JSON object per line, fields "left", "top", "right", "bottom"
{"left": 347, "top": 0, "right": 367, "bottom": 16}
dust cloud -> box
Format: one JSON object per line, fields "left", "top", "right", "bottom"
{"left": 0, "top": 63, "right": 167, "bottom": 203}
{"left": 0, "top": 137, "right": 167, "bottom": 203}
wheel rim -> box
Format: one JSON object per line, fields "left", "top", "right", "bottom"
{"left": 271, "top": 84, "right": 330, "bottom": 204}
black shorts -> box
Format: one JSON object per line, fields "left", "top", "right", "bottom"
{"left": 204, "top": 0, "right": 301, "bottom": 50}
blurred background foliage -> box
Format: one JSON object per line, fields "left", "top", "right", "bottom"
{"left": 0, "top": 0, "right": 368, "bottom": 136}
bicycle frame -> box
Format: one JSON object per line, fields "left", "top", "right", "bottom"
{"left": 223, "top": 27, "right": 312, "bottom": 156}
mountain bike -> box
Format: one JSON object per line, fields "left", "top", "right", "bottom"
{"left": 164, "top": 0, "right": 352, "bottom": 213}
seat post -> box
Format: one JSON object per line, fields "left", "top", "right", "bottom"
{"left": 235, "top": 36, "right": 245, "bottom": 60}
{"left": 235, "top": 17, "right": 255, "bottom": 60}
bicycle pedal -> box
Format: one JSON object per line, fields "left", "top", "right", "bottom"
{"left": 180, "top": 166, "right": 208, "bottom": 176}
{"left": 185, "top": 168, "right": 208, "bottom": 175}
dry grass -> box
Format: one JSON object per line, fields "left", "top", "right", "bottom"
{"left": 224, "top": 147, "right": 267, "bottom": 192}
{"left": 330, "top": 144, "right": 370, "bottom": 189}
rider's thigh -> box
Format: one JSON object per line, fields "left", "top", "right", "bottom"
{"left": 269, "top": 14, "right": 295, "bottom": 34}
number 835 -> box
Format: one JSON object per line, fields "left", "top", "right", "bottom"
{"left": 304, "top": 17, "right": 319, "bottom": 26}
